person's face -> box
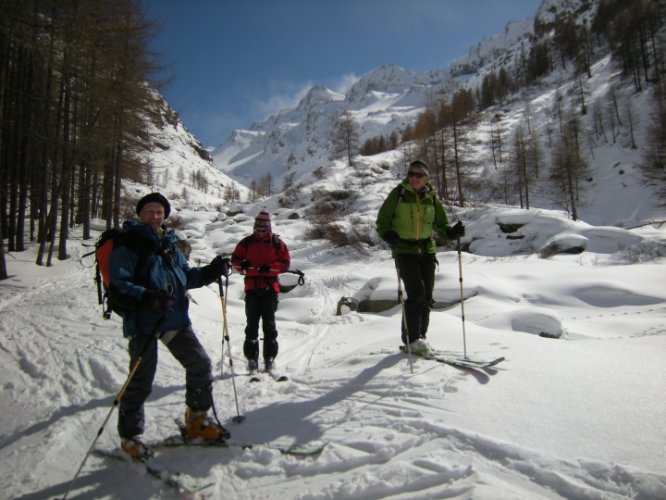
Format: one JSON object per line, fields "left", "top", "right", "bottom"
{"left": 408, "top": 168, "right": 429, "bottom": 190}
{"left": 139, "top": 202, "right": 165, "bottom": 232}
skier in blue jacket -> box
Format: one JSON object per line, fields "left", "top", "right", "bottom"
{"left": 109, "top": 192, "right": 229, "bottom": 459}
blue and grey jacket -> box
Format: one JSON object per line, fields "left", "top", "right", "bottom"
{"left": 109, "top": 219, "right": 211, "bottom": 338}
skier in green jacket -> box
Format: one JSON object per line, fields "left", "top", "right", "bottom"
{"left": 376, "top": 160, "right": 464, "bottom": 355}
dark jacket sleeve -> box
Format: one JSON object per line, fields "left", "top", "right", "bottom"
{"left": 231, "top": 240, "right": 248, "bottom": 272}
{"left": 109, "top": 245, "right": 147, "bottom": 301}
{"left": 178, "top": 249, "right": 213, "bottom": 289}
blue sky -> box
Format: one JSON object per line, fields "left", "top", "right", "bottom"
{"left": 142, "top": 0, "right": 543, "bottom": 147}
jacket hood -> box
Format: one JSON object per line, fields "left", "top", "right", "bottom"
{"left": 401, "top": 178, "right": 436, "bottom": 196}
{"left": 122, "top": 219, "right": 177, "bottom": 245}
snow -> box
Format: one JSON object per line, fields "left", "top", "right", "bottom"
{"left": 4, "top": 78, "right": 666, "bottom": 499}
{"left": 2, "top": 188, "right": 665, "bottom": 499}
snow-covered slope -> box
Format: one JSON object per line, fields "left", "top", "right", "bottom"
{"left": 137, "top": 93, "right": 250, "bottom": 208}
{"left": 2, "top": 188, "right": 665, "bottom": 499}
{"left": 211, "top": 64, "right": 454, "bottom": 186}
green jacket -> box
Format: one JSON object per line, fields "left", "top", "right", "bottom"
{"left": 376, "top": 179, "right": 451, "bottom": 255}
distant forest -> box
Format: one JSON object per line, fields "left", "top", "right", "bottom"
{"left": 0, "top": 0, "right": 164, "bottom": 279}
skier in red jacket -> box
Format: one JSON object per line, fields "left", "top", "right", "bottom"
{"left": 231, "top": 211, "right": 291, "bottom": 372}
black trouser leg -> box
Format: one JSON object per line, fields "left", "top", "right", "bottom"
{"left": 261, "top": 292, "right": 279, "bottom": 361}
{"left": 118, "top": 335, "right": 158, "bottom": 439}
{"left": 164, "top": 328, "right": 214, "bottom": 411}
{"left": 396, "top": 253, "right": 436, "bottom": 344}
{"left": 420, "top": 255, "right": 436, "bottom": 337}
{"left": 244, "top": 290, "right": 279, "bottom": 361}
{"left": 244, "top": 292, "right": 261, "bottom": 361}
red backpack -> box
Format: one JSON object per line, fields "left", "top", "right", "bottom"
{"left": 85, "top": 229, "right": 153, "bottom": 318}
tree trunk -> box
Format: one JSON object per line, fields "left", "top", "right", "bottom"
{"left": 452, "top": 121, "right": 465, "bottom": 207}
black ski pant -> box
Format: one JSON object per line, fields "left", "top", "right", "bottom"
{"left": 118, "top": 327, "right": 214, "bottom": 439}
{"left": 243, "top": 289, "right": 279, "bottom": 362}
{"left": 396, "top": 253, "right": 436, "bottom": 345}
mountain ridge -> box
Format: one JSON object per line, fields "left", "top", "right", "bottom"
{"left": 209, "top": 0, "right": 603, "bottom": 193}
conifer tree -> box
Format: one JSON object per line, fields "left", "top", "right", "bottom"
{"left": 331, "top": 110, "right": 359, "bottom": 167}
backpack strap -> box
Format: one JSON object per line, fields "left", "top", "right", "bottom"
{"left": 271, "top": 233, "right": 285, "bottom": 249}
{"left": 116, "top": 231, "right": 156, "bottom": 272}
{"left": 240, "top": 233, "right": 283, "bottom": 249}
{"left": 390, "top": 184, "right": 405, "bottom": 223}
{"left": 103, "top": 232, "right": 156, "bottom": 318}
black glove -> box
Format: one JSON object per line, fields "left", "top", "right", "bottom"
{"left": 240, "top": 260, "right": 251, "bottom": 270}
{"left": 383, "top": 230, "right": 400, "bottom": 246}
{"left": 446, "top": 221, "right": 465, "bottom": 239}
{"left": 141, "top": 290, "right": 175, "bottom": 314}
{"left": 209, "top": 255, "right": 231, "bottom": 277}
{"left": 202, "top": 256, "right": 230, "bottom": 283}
{"left": 258, "top": 264, "right": 271, "bottom": 273}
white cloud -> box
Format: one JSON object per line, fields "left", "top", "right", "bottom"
{"left": 252, "top": 81, "right": 313, "bottom": 120}
{"left": 331, "top": 72, "right": 359, "bottom": 95}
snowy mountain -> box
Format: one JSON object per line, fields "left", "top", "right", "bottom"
{"left": 211, "top": 0, "right": 589, "bottom": 191}
{"left": 448, "top": 17, "right": 534, "bottom": 78}
{"left": 135, "top": 93, "right": 250, "bottom": 210}
{"left": 211, "top": 63, "right": 454, "bottom": 186}
{"left": 213, "top": 0, "right": 662, "bottom": 229}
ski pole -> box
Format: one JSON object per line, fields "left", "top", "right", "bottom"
{"left": 396, "top": 266, "right": 414, "bottom": 374}
{"left": 218, "top": 275, "right": 226, "bottom": 378}
{"left": 456, "top": 235, "right": 469, "bottom": 360}
{"left": 217, "top": 274, "right": 229, "bottom": 379}
{"left": 217, "top": 276, "right": 246, "bottom": 423}
{"left": 61, "top": 352, "right": 145, "bottom": 500}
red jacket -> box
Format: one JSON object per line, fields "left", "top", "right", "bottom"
{"left": 231, "top": 232, "right": 290, "bottom": 293}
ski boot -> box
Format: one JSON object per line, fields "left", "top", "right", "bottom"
{"left": 408, "top": 338, "right": 431, "bottom": 357}
{"left": 183, "top": 406, "right": 230, "bottom": 442}
{"left": 121, "top": 436, "right": 154, "bottom": 460}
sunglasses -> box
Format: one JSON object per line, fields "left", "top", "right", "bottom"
{"left": 408, "top": 171, "right": 427, "bottom": 178}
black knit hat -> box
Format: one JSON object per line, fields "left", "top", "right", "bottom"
{"left": 136, "top": 192, "right": 171, "bottom": 218}
{"left": 409, "top": 160, "right": 430, "bottom": 177}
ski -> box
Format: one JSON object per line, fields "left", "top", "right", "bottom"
{"left": 247, "top": 370, "right": 288, "bottom": 382}
{"left": 266, "top": 369, "right": 289, "bottom": 382}
{"left": 92, "top": 448, "right": 214, "bottom": 493}
{"left": 171, "top": 419, "right": 323, "bottom": 456}
{"left": 399, "top": 345, "right": 505, "bottom": 369}
{"left": 424, "top": 354, "right": 505, "bottom": 369}
{"left": 151, "top": 434, "right": 327, "bottom": 457}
